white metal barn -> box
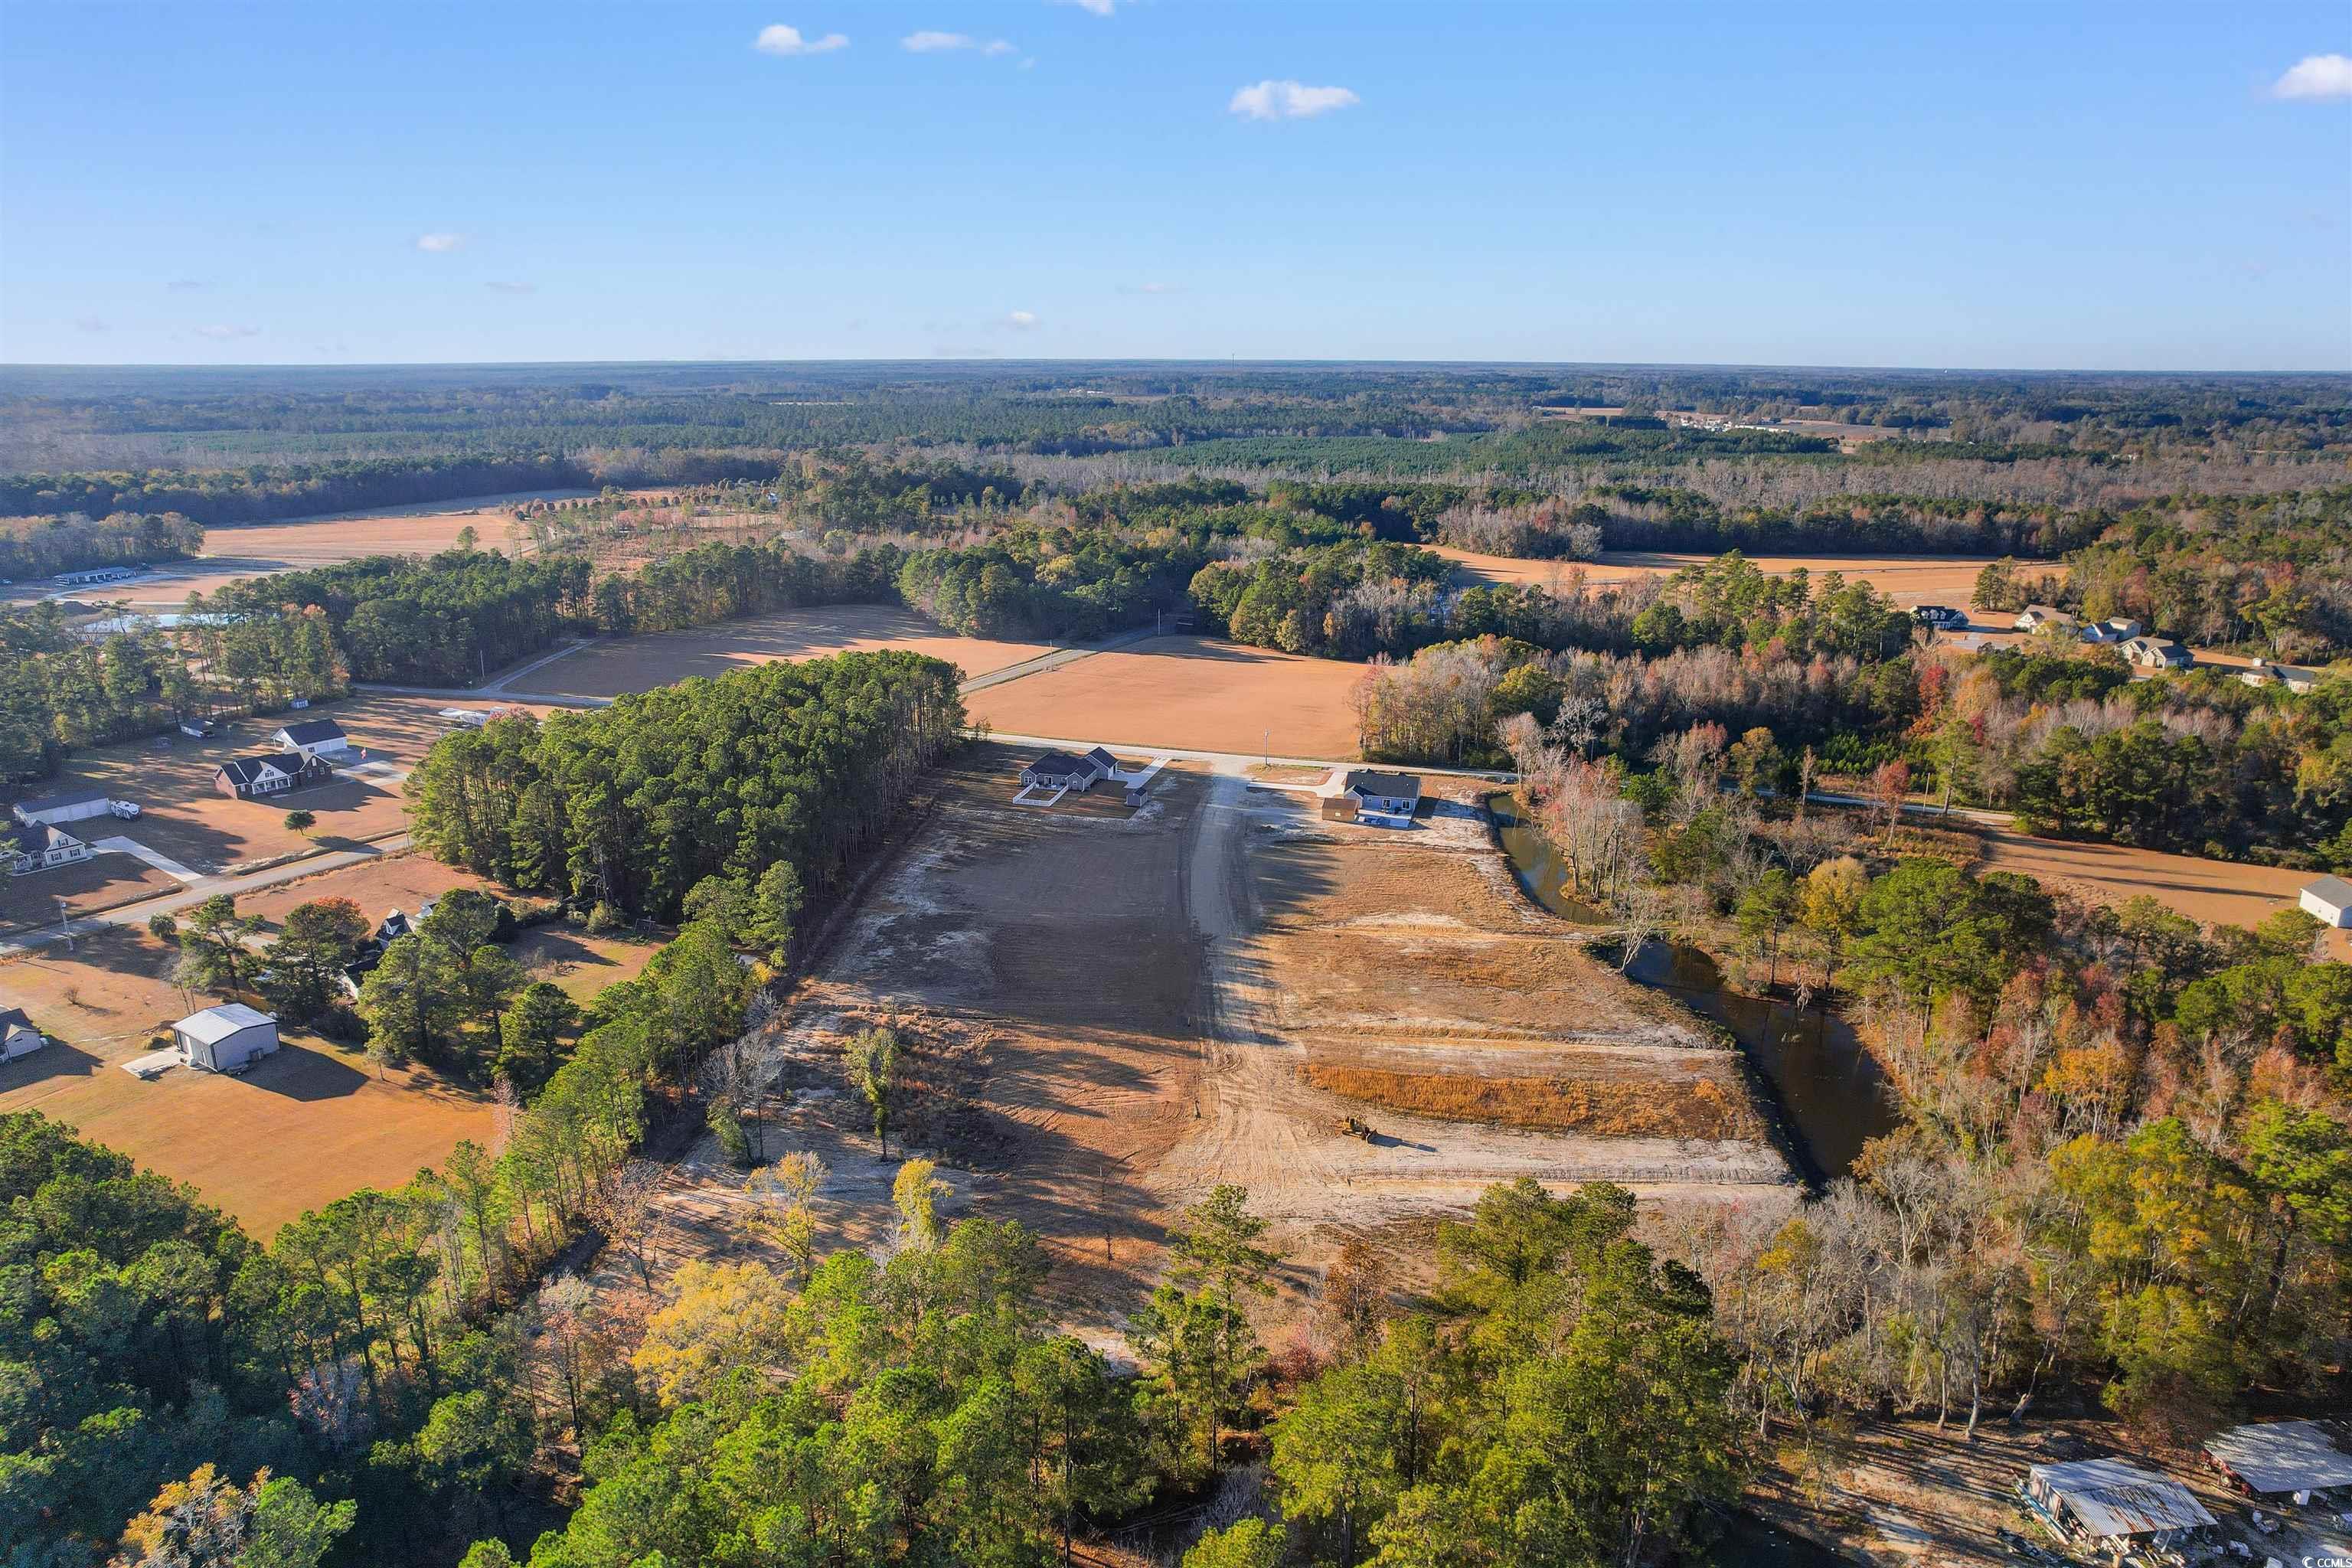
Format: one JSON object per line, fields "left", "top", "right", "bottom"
{"left": 2301, "top": 876, "right": 2352, "bottom": 928}
{"left": 271, "top": 718, "right": 352, "bottom": 760}
{"left": 172, "top": 1004, "right": 280, "bottom": 1073}
{"left": 0, "top": 1008, "right": 45, "bottom": 1062}
{"left": 11, "top": 787, "right": 116, "bottom": 828}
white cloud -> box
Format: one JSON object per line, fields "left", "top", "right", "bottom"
{"left": 193, "top": 324, "right": 261, "bottom": 340}
{"left": 1121, "top": 280, "right": 1181, "bottom": 295}
{"left": 2273, "top": 53, "right": 2352, "bottom": 100}
{"left": 416, "top": 233, "right": 463, "bottom": 253}
{"left": 1004, "top": 310, "right": 1040, "bottom": 330}
{"left": 755, "top": 24, "right": 848, "bottom": 57}
{"left": 903, "top": 31, "right": 1017, "bottom": 55}
{"left": 1228, "top": 80, "right": 1360, "bottom": 121}
{"left": 74, "top": 315, "right": 108, "bottom": 334}
{"left": 1055, "top": 0, "right": 1114, "bottom": 14}
{"left": 486, "top": 280, "right": 539, "bottom": 295}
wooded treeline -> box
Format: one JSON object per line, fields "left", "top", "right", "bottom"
{"left": 405, "top": 652, "right": 965, "bottom": 921}
{"left": 0, "top": 509, "right": 203, "bottom": 579}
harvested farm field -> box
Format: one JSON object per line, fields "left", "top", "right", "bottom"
{"left": 44, "top": 491, "right": 597, "bottom": 607}
{"left": 964, "top": 635, "right": 1366, "bottom": 759}
{"left": 0, "top": 926, "right": 493, "bottom": 1237}
{"left": 1430, "top": 545, "right": 2045, "bottom": 609}
{"left": 512, "top": 604, "right": 1054, "bottom": 698}
{"left": 1970, "top": 828, "right": 2348, "bottom": 957}
{"left": 616, "top": 747, "right": 1790, "bottom": 1343}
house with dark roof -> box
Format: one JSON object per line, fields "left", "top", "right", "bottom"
{"left": 1021, "top": 750, "right": 1115, "bottom": 793}
{"left": 1321, "top": 769, "right": 1423, "bottom": 825}
{"left": 270, "top": 718, "right": 351, "bottom": 760}
{"left": 214, "top": 752, "right": 333, "bottom": 801}
{"left": 11, "top": 787, "right": 116, "bottom": 828}
{"left": 6, "top": 823, "right": 95, "bottom": 877}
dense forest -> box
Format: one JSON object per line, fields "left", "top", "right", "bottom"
{"left": 403, "top": 652, "right": 965, "bottom": 920}
{"left": 5, "top": 361, "right": 2344, "bottom": 524}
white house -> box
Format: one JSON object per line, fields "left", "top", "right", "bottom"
{"left": 11, "top": 787, "right": 116, "bottom": 828}
{"left": 56, "top": 565, "right": 135, "bottom": 586}
{"left": 172, "top": 1004, "right": 280, "bottom": 1073}
{"left": 2020, "top": 1459, "right": 2215, "bottom": 1557}
{"left": 2300, "top": 876, "right": 2352, "bottom": 928}
{"left": 2118, "top": 635, "right": 2192, "bottom": 671}
{"left": 7, "top": 824, "right": 95, "bottom": 877}
{"left": 2240, "top": 658, "right": 2320, "bottom": 696}
{"left": 1321, "top": 769, "right": 1424, "bottom": 825}
{"left": 0, "top": 1008, "right": 44, "bottom": 1062}
{"left": 270, "top": 718, "right": 352, "bottom": 761}
{"left": 2079, "top": 616, "right": 2142, "bottom": 644}
{"left": 2013, "top": 605, "right": 2077, "bottom": 634}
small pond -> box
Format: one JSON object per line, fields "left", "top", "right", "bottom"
{"left": 1490, "top": 794, "right": 1901, "bottom": 1181}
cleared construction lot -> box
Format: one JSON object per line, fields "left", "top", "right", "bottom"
{"left": 628, "top": 744, "right": 1790, "bottom": 1333}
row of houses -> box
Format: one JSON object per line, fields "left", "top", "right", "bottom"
{"left": 2011, "top": 606, "right": 2328, "bottom": 689}
{"left": 2023, "top": 1418, "right": 2352, "bottom": 1560}
{"left": 2013, "top": 606, "right": 2194, "bottom": 668}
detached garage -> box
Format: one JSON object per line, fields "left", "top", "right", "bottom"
{"left": 0, "top": 1008, "right": 45, "bottom": 1062}
{"left": 173, "top": 1004, "right": 280, "bottom": 1073}
{"left": 11, "top": 788, "right": 115, "bottom": 828}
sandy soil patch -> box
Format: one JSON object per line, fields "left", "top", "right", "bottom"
{"left": 515, "top": 604, "right": 1054, "bottom": 699}
{"left": 1430, "top": 546, "right": 2046, "bottom": 609}
{"left": 968, "top": 635, "right": 1366, "bottom": 760}
{"left": 0, "top": 926, "right": 492, "bottom": 1236}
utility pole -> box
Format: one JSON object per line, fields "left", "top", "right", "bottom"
{"left": 55, "top": 897, "right": 72, "bottom": 953}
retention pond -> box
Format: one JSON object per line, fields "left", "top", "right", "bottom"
{"left": 1488, "top": 794, "right": 1900, "bottom": 1182}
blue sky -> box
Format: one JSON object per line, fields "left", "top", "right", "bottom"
{"left": 3, "top": 2, "right": 2347, "bottom": 370}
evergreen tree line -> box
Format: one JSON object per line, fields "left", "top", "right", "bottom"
{"left": 195, "top": 550, "right": 593, "bottom": 688}
{"left": 404, "top": 652, "right": 965, "bottom": 923}
{"left": 0, "top": 510, "right": 204, "bottom": 580}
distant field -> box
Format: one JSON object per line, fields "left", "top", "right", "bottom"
{"left": 1, "top": 491, "right": 600, "bottom": 608}
{"left": 517, "top": 604, "right": 1054, "bottom": 699}
{"left": 1429, "top": 545, "right": 2046, "bottom": 609}
{"left": 0, "top": 926, "right": 492, "bottom": 1237}
{"left": 1970, "top": 828, "right": 2341, "bottom": 953}
{"left": 964, "top": 635, "right": 1365, "bottom": 759}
